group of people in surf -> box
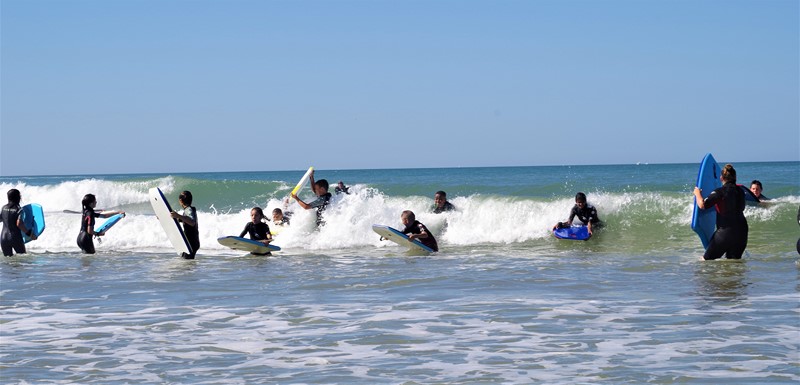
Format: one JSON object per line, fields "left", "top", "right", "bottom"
{"left": 1, "top": 165, "right": 789, "bottom": 260}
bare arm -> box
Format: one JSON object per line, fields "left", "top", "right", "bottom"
{"left": 693, "top": 187, "right": 706, "bottom": 209}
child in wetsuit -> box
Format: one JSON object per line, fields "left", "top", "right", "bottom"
{"left": 553, "top": 192, "right": 602, "bottom": 236}
{"left": 240, "top": 207, "right": 273, "bottom": 244}
{"left": 291, "top": 169, "right": 332, "bottom": 227}
{"left": 77, "top": 194, "right": 125, "bottom": 254}
{"left": 1, "top": 189, "right": 36, "bottom": 256}
{"left": 170, "top": 190, "right": 199, "bottom": 259}
{"left": 401, "top": 210, "right": 439, "bottom": 252}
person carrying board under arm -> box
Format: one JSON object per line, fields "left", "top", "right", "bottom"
{"left": 291, "top": 170, "right": 332, "bottom": 227}
{"left": 1, "top": 189, "right": 35, "bottom": 256}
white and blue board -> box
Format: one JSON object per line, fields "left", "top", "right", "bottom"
{"left": 691, "top": 153, "right": 721, "bottom": 249}
{"left": 20, "top": 204, "right": 45, "bottom": 243}
{"left": 291, "top": 166, "right": 314, "bottom": 196}
{"left": 217, "top": 236, "right": 280, "bottom": 255}
{"left": 149, "top": 187, "right": 192, "bottom": 256}
{"left": 553, "top": 225, "right": 591, "bottom": 241}
{"left": 372, "top": 224, "right": 435, "bottom": 254}
{"left": 95, "top": 213, "right": 125, "bottom": 234}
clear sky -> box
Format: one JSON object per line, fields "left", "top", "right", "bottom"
{"left": 1, "top": 0, "right": 798, "bottom": 176}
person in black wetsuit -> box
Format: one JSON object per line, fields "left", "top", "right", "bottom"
{"left": 291, "top": 170, "right": 332, "bottom": 227}
{"left": 401, "top": 210, "right": 438, "bottom": 252}
{"left": 77, "top": 194, "right": 125, "bottom": 254}
{"left": 1, "top": 189, "right": 36, "bottom": 256}
{"left": 748, "top": 180, "right": 769, "bottom": 202}
{"left": 272, "top": 208, "right": 291, "bottom": 227}
{"left": 432, "top": 191, "right": 455, "bottom": 214}
{"left": 170, "top": 191, "right": 199, "bottom": 259}
{"left": 334, "top": 181, "right": 350, "bottom": 195}
{"left": 693, "top": 164, "right": 748, "bottom": 260}
{"left": 553, "top": 192, "right": 602, "bottom": 236}
{"left": 240, "top": 207, "right": 273, "bottom": 243}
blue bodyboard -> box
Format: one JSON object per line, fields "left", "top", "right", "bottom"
{"left": 95, "top": 213, "right": 125, "bottom": 234}
{"left": 553, "top": 225, "right": 591, "bottom": 241}
{"left": 691, "top": 153, "right": 721, "bottom": 249}
{"left": 20, "top": 204, "right": 45, "bottom": 243}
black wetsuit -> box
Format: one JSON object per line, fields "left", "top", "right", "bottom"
{"left": 433, "top": 201, "right": 455, "bottom": 214}
{"left": 240, "top": 222, "right": 271, "bottom": 241}
{"left": 1, "top": 203, "right": 26, "bottom": 256}
{"left": 309, "top": 193, "right": 332, "bottom": 226}
{"left": 568, "top": 204, "right": 601, "bottom": 225}
{"left": 77, "top": 208, "right": 100, "bottom": 254}
{"left": 402, "top": 220, "right": 439, "bottom": 252}
{"left": 703, "top": 182, "right": 748, "bottom": 260}
{"left": 179, "top": 206, "right": 200, "bottom": 259}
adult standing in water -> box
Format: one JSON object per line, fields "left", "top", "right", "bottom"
{"left": 693, "top": 164, "right": 748, "bottom": 260}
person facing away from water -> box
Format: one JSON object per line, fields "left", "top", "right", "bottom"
{"left": 749, "top": 180, "right": 769, "bottom": 202}
{"left": 240, "top": 207, "right": 272, "bottom": 245}
{"left": 693, "top": 164, "right": 748, "bottom": 260}
{"left": 291, "top": 169, "right": 332, "bottom": 226}
{"left": 335, "top": 181, "right": 350, "bottom": 195}
{"left": 432, "top": 191, "right": 455, "bottom": 214}
{"left": 272, "top": 208, "right": 291, "bottom": 227}
{"left": 401, "top": 210, "right": 439, "bottom": 252}
{"left": 77, "top": 193, "right": 125, "bottom": 254}
{"left": 170, "top": 190, "right": 199, "bottom": 259}
{"left": 1, "top": 189, "right": 36, "bottom": 256}
{"left": 553, "top": 192, "right": 602, "bottom": 236}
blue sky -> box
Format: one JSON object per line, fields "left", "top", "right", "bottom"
{"left": 1, "top": 0, "right": 798, "bottom": 176}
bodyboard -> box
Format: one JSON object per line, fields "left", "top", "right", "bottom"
{"left": 217, "top": 236, "right": 280, "bottom": 254}
{"left": 291, "top": 166, "right": 314, "bottom": 196}
{"left": 372, "top": 224, "right": 434, "bottom": 253}
{"left": 691, "top": 153, "right": 721, "bottom": 249}
{"left": 95, "top": 213, "right": 125, "bottom": 234}
{"left": 553, "top": 225, "right": 591, "bottom": 241}
{"left": 148, "top": 187, "right": 192, "bottom": 256}
{"left": 20, "top": 204, "right": 45, "bottom": 243}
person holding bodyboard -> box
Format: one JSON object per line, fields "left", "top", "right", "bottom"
{"left": 692, "top": 164, "right": 748, "bottom": 260}
{"left": 291, "top": 170, "right": 332, "bottom": 227}
{"left": 170, "top": 190, "right": 200, "bottom": 259}
{"left": 552, "top": 192, "right": 602, "bottom": 238}
{"left": 77, "top": 194, "right": 125, "bottom": 254}
{"left": 1, "top": 189, "right": 36, "bottom": 256}
{"left": 400, "top": 210, "right": 439, "bottom": 252}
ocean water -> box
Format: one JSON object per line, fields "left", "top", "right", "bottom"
{"left": 1, "top": 162, "right": 798, "bottom": 384}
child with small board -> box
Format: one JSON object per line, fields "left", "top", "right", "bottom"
{"left": 77, "top": 194, "right": 125, "bottom": 254}
{"left": 240, "top": 207, "right": 273, "bottom": 245}
{"left": 170, "top": 190, "right": 200, "bottom": 259}
{"left": 291, "top": 170, "right": 332, "bottom": 227}
{"left": 401, "top": 210, "right": 439, "bottom": 252}
{"left": 552, "top": 192, "right": 602, "bottom": 239}
{"left": 1, "top": 189, "right": 36, "bottom": 256}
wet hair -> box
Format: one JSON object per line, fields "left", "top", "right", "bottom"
{"left": 251, "top": 207, "right": 265, "bottom": 217}
{"left": 575, "top": 192, "right": 587, "bottom": 203}
{"left": 272, "top": 208, "right": 283, "bottom": 215}
{"left": 179, "top": 190, "right": 193, "bottom": 206}
{"left": 7, "top": 189, "right": 21, "bottom": 205}
{"left": 435, "top": 191, "right": 447, "bottom": 198}
{"left": 750, "top": 180, "right": 762, "bottom": 189}
{"left": 82, "top": 194, "right": 97, "bottom": 210}
{"left": 401, "top": 210, "right": 416, "bottom": 222}
{"left": 721, "top": 164, "right": 737, "bottom": 183}
{"left": 315, "top": 179, "right": 329, "bottom": 192}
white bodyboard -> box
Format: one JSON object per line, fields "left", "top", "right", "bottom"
{"left": 372, "top": 224, "right": 434, "bottom": 253}
{"left": 148, "top": 187, "right": 192, "bottom": 256}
